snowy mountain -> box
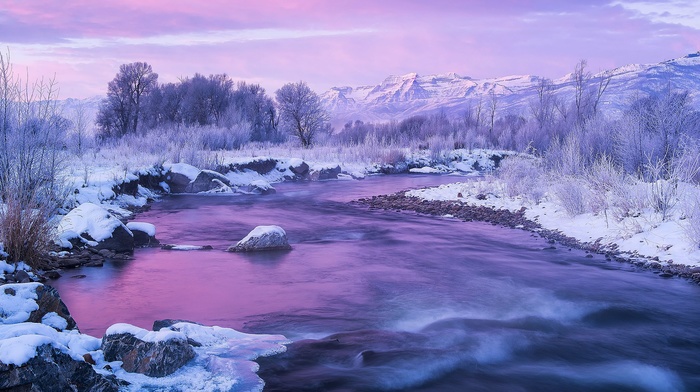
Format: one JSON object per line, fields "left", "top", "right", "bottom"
{"left": 321, "top": 53, "right": 700, "bottom": 125}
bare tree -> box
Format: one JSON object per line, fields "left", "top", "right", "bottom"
{"left": 487, "top": 90, "right": 498, "bottom": 144}
{"left": 0, "top": 49, "right": 67, "bottom": 266}
{"left": 275, "top": 81, "right": 329, "bottom": 148}
{"left": 97, "top": 62, "right": 158, "bottom": 138}
{"left": 572, "top": 59, "right": 592, "bottom": 125}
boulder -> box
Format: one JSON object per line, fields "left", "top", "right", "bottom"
{"left": 246, "top": 179, "right": 276, "bottom": 195}
{"left": 28, "top": 284, "right": 78, "bottom": 331}
{"left": 101, "top": 324, "right": 195, "bottom": 377}
{"left": 227, "top": 225, "right": 291, "bottom": 252}
{"left": 310, "top": 165, "right": 341, "bottom": 181}
{"left": 164, "top": 163, "right": 201, "bottom": 193}
{"left": 0, "top": 344, "right": 119, "bottom": 392}
{"left": 186, "top": 170, "right": 231, "bottom": 193}
{"left": 112, "top": 178, "right": 139, "bottom": 196}
{"left": 93, "top": 226, "right": 134, "bottom": 253}
{"left": 56, "top": 203, "right": 134, "bottom": 253}
{"left": 126, "top": 222, "right": 159, "bottom": 247}
{"left": 165, "top": 171, "right": 192, "bottom": 193}
{"left": 1, "top": 283, "right": 77, "bottom": 331}
{"left": 289, "top": 160, "right": 310, "bottom": 178}
{"left": 226, "top": 158, "right": 278, "bottom": 175}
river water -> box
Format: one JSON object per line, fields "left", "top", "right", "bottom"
{"left": 51, "top": 175, "right": 700, "bottom": 391}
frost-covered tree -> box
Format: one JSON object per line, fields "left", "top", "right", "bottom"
{"left": 0, "top": 50, "right": 67, "bottom": 265}
{"left": 97, "top": 62, "right": 158, "bottom": 138}
{"left": 275, "top": 81, "right": 329, "bottom": 147}
{"left": 231, "top": 82, "right": 279, "bottom": 142}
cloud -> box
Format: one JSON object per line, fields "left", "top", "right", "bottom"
{"left": 2, "top": 0, "right": 700, "bottom": 98}
{"left": 611, "top": 0, "right": 700, "bottom": 29}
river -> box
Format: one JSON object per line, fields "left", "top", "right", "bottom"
{"left": 50, "top": 174, "right": 700, "bottom": 391}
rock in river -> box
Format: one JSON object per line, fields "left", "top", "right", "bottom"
{"left": 227, "top": 225, "right": 291, "bottom": 252}
{"left": 101, "top": 323, "right": 195, "bottom": 377}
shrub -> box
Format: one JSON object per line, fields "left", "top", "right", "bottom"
{"left": 497, "top": 155, "right": 545, "bottom": 203}
{"left": 553, "top": 177, "right": 588, "bottom": 217}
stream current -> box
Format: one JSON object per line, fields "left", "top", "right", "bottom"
{"left": 51, "top": 175, "right": 700, "bottom": 391}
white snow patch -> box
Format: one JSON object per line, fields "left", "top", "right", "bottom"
{"left": 105, "top": 323, "right": 187, "bottom": 343}
{"left": 0, "top": 334, "right": 55, "bottom": 366}
{"left": 162, "top": 244, "right": 211, "bottom": 251}
{"left": 410, "top": 166, "right": 444, "bottom": 174}
{"left": 166, "top": 162, "right": 200, "bottom": 181}
{"left": 41, "top": 312, "right": 68, "bottom": 331}
{"left": 0, "top": 322, "right": 100, "bottom": 365}
{"left": 126, "top": 222, "right": 156, "bottom": 237}
{"left": 0, "top": 282, "right": 42, "bottom": 324}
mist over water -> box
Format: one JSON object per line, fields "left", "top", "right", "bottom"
{"left": 51, "top": 175, "right": 700, "bottom": 391}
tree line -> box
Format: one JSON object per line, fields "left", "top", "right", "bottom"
{"left": 96, "top": 62, "right": 329, "bottom": 147}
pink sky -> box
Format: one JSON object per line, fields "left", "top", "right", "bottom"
{"left": 3, "top": 0, "right": 699, "bottom": 98}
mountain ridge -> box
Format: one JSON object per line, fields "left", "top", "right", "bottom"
{"left": 321, "top": 53, "right": 700, "bottom": 126}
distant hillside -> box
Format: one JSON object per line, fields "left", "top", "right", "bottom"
{"left": 321, "top": 53, "right": 700, "bottom": 126}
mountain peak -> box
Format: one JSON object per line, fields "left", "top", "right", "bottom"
{"left": 322, "top": 54, "right": 700, "bottom": 125}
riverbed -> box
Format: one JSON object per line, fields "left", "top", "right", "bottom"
{"left": 51, "top": 175, "right": 700, "bottom": 391}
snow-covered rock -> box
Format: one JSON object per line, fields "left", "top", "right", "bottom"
{"left": 56, "top": 203, "right": 134, "bottom": 252}
{"left": 310, "top": 165, "right": 342, "bottom": 181}
{"left": 227, "top": 225, "right": 292, "bottom": 252}
{"left": 0, "top": 283, "right": 77, "bottom": 331}
{"left": 161, "top": 244, "right": 214, "bottom": 251}
{"left": 246, "top": 179, "right": 276, "bottom": 195}
{"left": 186, "top": 170, "right": 231, "bottom": 193}
{"left": 0, "top": 283, "right": 118, "bottom": 390}
{"left": 164, "top": 163, "right": 200, "bottom": 193}
{"left": 126, "top": 222, "right": 159, "bottom": 247}
{"left": 0, "top": 342, "right": 119, "bottom": 391}
{"left": 102, "top": 323, "right": 195, "bottom": 377}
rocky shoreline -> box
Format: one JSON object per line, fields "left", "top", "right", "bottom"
{"left": 354, "top": 192, "right": 700, "bottom": 285}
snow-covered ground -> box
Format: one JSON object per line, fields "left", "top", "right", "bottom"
{"left": 407, "top": 177, "right": 700, "bottom": 268}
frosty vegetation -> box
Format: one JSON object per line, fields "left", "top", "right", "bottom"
{"left": 2, "top": 55, "right": 700, "bottom": 267}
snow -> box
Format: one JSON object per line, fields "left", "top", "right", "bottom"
{"left": 162, "top": 244, "right": 211, "bottom": 251}
{"left": 0, "top": 334, "right": 55, "bottom": 365}
{"left": 42, "top": 312, "right": 69, "bottom": 331}
{"left": 126, "top": 222, "right": 156, "bottom": 237}
{"left": 0, "top": 243, "right": 7, "bottom": 259}
{"left": 0, "top": 282, "right": 42, "bottom": 324}
{"left": 55, "top": 202, "right": 132, "bottom": 249}
{"left": 238, "top": 225, "right": 286, "bottom": 244}
{"left": 408, "top": 178, "right": 700, "bottom": 267}
{"left": 105, "top": 323, "right": 187, "bottom": 343}
{"left": 0, "top": 322, "right": 100, "bottom": 365}
{"left": 410, "top": 166, "right": 444, "bottom": 174}
{"left": 0, "top": 260, "right": 14, "bottom": 273}
{"left": 166, "top": 162, "right": 200, "bottom": 181}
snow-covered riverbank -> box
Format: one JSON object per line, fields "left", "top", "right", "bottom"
{"left": 407, "top": 177, "right": 700, "bottom": 270}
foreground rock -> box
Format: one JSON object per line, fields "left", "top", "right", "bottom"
{"left": 0, "top": 344, "right": 119, "bottom": 391}
{"left": 0, "top": 282, "right": 119, "bottom": 391}
{"left": 55, "top": 203, "right": 134, "bottom": 253}
{"left": 227, "top": 225, "right": 292, "bottom": 252}
{"left": 101, "top": 324, "right": 195, "bottom": 377}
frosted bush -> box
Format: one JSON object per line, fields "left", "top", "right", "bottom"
{"left": 497, "top": 155, "right": 545, "bottom": 203}
{"left": 586, "top": 155, "right": 626, "bottom": 219}
{"left": 552, "top": 177, "right": 588, "bottom": 217}
{"left": 682, "top": 199, "right": 700, "bottom": 249}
